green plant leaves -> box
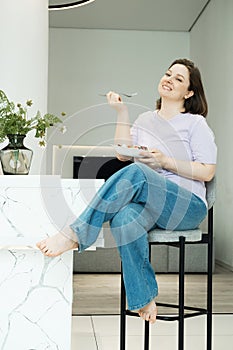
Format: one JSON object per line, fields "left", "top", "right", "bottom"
{"left": 0, "top": 89, "right": 65, "bottom": 145}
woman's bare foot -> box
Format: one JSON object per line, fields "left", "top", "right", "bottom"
{"left": 36, "top": 230, "right": 78, "bottom": 257}
{"left": 138, "top": 300, "right": 157, "bottom": 324}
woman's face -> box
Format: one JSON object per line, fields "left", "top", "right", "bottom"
{"left": 158, "top": 63, "right": 193, "bottom": 103}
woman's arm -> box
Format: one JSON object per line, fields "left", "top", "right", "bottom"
{"left": 107, "top": 91, "right": 133, "bottom": 161}
{"left": 107, "top": 91, "right": 132, "bottom": 145}
{"left": 138, "top": 149, "right": 216, "bottom": 182}
{"left": 114, "top": 107, "right": 132, "bottom": 146}
{"left": 163, "top": 156, "right": 216, "bottom": 182}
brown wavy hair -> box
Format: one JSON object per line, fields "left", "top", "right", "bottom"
{"left": 156, "top": 58, "right": 208, "bottom": 117}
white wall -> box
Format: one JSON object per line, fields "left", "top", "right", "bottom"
{"left": 190, "top": 0, "right": 233, "bottom": 269}
{"left": 48, "top": 9, "right": 233, "bottom": 270}
{"left": 0, "top": 0, "right": 49, "bottom": 174}
{"left": 47, "top": 28, "right": 189, "bottom": 172}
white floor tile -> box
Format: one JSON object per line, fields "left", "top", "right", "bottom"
{"left": 185, "top": 335, "right": 233, "bottom": 350}
{"left": 150, "top": 335, "right": 178, "bottom": 349}
{"left": 94, "top": 335, "right": 119, "bottom": 350}
{"left": 182, "top": 315, "right": 206, "bottom": 336}
{"left": 71, "top": 316, "right": 97, "bottom": 350}
{"left": 72, "top": 315, "right": 233, "bottom": 350}
{"left": 96, "top": 335, "right": 148, "bottom": 350}
{"left": 71, "top": 335, "right": 97, "bottom": 350}
{"left": 213, "top": 315, "right": 233, "bottom": 335}
{"left": 72, "top": 315, "right": 93, "bottom": 334}
{"left": 92, "top": 315, "right": 120, "bottom": 336}
{"left": 182, "top": 314, "right": 233, "bottom": 336}
{"left": 213, "top": 335, "right": 233, "bottom": 350}
{"left": 94, "top": 334, "right": 233, "bottom": 350}
{"left": 150, "top": 317, "right": 178, "bottom": 336}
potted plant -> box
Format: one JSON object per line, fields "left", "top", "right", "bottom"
{"left": 0, "top": 89, "right": 66, "bottom": 175}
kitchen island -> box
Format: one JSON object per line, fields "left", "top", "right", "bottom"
{"left": 0, "top": 175, "right": 104, "bottom": 350}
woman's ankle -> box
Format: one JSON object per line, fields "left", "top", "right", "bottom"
{"left": 61, "top": 227, "right": 78, "bottom": 243}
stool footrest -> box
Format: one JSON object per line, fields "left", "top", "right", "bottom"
{"left": 125, "top": 306, "right": 207, "bottom": 322}
{"left": 156, "top": 302, "right": 207, "bottom": 313}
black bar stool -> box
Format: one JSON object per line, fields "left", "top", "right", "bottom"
{"left": 120, "top": 178, "right": 215, "bottom": 350}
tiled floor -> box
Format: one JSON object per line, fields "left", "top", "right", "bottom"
{"left": 71, "top": 314, "right": 233, "bottom": 350}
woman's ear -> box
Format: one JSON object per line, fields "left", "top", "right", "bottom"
{"left": 185, "top": 90, "right": 194, "bottom": 99}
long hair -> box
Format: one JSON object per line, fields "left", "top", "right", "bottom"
{"left": 156, "top": 58, "right": 208, "bottom": 117}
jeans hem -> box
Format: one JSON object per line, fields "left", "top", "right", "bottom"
{"left": 128, "top": 290, "right": 158, "bottom": 311}
{"left": 69, "top": 224, "right": 87, "bottom": 252}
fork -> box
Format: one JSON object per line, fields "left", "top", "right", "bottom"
{"left": 99, "top": 92, "right": 138, "bottom": 98}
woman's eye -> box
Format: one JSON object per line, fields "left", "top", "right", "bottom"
{"left": 165, "top": 72, "right": 171, "bottom": 77}
{"left": 176, "top": 78, "right": 183, "bottom": 82}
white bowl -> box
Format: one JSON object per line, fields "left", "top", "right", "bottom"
{"left": 113, "top": 145, "right": 148, "bottom": 158}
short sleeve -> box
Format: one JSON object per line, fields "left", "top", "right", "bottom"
{"left": 190, "top": 117, "right": 217, "bottom": 164}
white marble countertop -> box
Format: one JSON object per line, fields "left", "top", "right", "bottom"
{"left": 0, "top": 175, "right": 104, "bottom": 248}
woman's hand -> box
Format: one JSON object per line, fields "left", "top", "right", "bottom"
{"left": 137, "top": 149, "right": 166, "bottom": 169}
{"left": 116, "top": 153, "right": 133, "bottom": 162}
{"left": 106, "top": 91, "right": 128, "bottom": 113}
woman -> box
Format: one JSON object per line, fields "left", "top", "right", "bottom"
{"left": 37, "top": 58, "right": 217, "bottom": 324}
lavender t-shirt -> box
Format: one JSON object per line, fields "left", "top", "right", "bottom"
{"left": 130, "top": 111, "right": 217, "bottom": 206}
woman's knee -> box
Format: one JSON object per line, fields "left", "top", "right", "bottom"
{"left": 110, "top": 205, "right": 148, "bottom": 247}
{"left": 110, "top": 203, "right": 144, "bottom": 228}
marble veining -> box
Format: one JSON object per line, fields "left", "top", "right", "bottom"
{"left": 0, "top": 176, "right": 104, "bottom": 247}
{"left": 0, "top": 176, "right": 104, "bottom": 349}
{"left": 0, "top": 249, "right": 73, "bottom": 349}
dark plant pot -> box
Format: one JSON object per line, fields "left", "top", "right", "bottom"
{"left": 0, "top": 134, "right": 33, "bottom": 175}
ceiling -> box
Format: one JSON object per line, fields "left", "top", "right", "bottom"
{"left": 49, "top": 0, "right": 211, "bottom": 32}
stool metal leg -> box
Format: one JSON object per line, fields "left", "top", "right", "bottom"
{"left": 207, "top": 207, "right": 213, "bottom": 350}
{"left": 120, "top": 265, "right": 126, "bottom": 350}
{"left": 178, "top": 236, "right": 185, "bottom": 350}
{"left": 143, "top": 243, "right": 152, "bottom": 350}
{"left": 144, "top": 321, "right": 150, "bottom": 350}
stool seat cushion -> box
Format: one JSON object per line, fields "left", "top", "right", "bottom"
{"left": 148, "top": 228, "right": 202, "bottom": 243}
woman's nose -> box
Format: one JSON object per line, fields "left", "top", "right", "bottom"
{"left": 165, "top": 76, "right": 173, "bottom": 84}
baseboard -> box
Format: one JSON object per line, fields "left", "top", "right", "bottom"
{"left": 215, "top": 259, "right": 233, "bottom": 272}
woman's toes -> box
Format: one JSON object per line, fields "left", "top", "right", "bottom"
{"left": 36, "top": 241, "right": 45, "bottom": 250}
{"left": 138, "top": 301, "right": 157, "bottom": 324}
{"left": 149, "top": 309, "right": 157, "bottom": 324}
{"left": 36, "top": 232, "right": 78, "bottom": 257}
{"left": 140, "top": 311, "right": 150, "bottom": 322}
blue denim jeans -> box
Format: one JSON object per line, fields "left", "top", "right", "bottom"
{"left": 70, "top": 163, "right": 207, "bottom": 310}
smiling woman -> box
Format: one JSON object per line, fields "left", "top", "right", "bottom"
{"left": 48, "top": 0, "right": 95, "bottom": 10}
{"left": 37, "top": 57, "right": 217, "bottom": 325}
